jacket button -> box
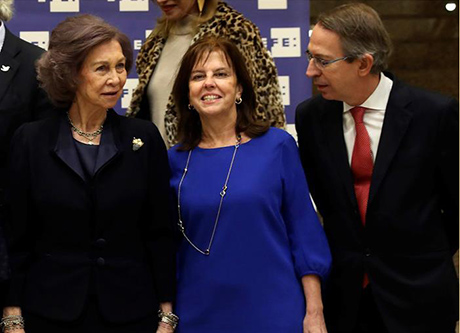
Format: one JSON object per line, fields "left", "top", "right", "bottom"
{"left": 95, "top": 238, "right": 106, "bottom": 248}
{"left": 96, "top": 257, "right": 105, "bottom": 266}
{"left": 364, "top": 248, "right": 371, "bottom": 257}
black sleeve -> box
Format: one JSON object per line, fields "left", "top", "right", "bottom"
{"left": 144, "top": 123, "right": 176, "bottom": 302}
{"left": 4, "top": 124, "right": 35, "bottom": 306}
{"left": 437, "top": 98, "right": 459, "bottom": 254}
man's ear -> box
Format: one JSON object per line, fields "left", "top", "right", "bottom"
{"left": 358, "top": 54, "right": 374, "bottom": 76}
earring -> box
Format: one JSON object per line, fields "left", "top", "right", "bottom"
{"left": 197, "top": 0, "right": 205, "bottom": 15}
{"left": 235, "top": 97, "right": 242, "bottom": 105}
{"left": 188, "top": 104, "right": 194, "bottom": 110}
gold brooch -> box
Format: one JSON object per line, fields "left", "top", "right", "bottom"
{"left": 132, "top": 137, "right": 144, "bottom": 151}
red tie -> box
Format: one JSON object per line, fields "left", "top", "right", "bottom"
{"left": 350, "top": 107, "right": 373, "bottom": 225}
{"left": 350, "top": 107, "right": 373, "bottom": 288}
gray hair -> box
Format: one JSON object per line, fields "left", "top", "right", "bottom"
{"left": 316, "top": 2, "right": 392, "bottom": 74}
{"left": 0, "top": 0, "right": 14, "bottom": 22}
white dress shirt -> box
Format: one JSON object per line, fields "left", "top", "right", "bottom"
{"left": 343, "top": 73, "right": 393, "bottom": 165}
{"left": 0, "top": 21, "right": 5, "bottom": 53}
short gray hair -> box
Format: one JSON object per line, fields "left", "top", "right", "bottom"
{"left": 316, "top": 2, "right": 392, "bottom": 74}
{"left": 0, "top": 0, "right": 14, "bottom": 22}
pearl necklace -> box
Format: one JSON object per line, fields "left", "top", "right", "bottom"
{"left": 67, "top": 112, "right": 104, "bottom": 145}
{"left": 177, "top": 134, "right": 241, "bottom": 256}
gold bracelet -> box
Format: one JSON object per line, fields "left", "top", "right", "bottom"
{"left": 158, "top": 310, "right": 179, "bottom": 329}
{"left": 1, "top": 315, "right": 25, "bottom": 332}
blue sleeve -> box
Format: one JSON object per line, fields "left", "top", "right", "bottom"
{"left": 279, "top": 134, "right": 332, "bottom": 281}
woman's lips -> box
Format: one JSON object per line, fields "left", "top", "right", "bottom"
{"left": 201, "top": 94, "right": 221, "bottom": 101}
{"left": 102, "top": 91, "right": 119, "bottom": 98}
{"left": 161, "top": 5, "right": 175, "bottom": 13}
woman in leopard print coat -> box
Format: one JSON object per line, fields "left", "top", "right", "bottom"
{"left": 126, "top": 0, "right": 285, "bottom": 148}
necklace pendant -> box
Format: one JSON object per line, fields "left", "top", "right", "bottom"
{"left": 177, "top": 221, "right": 185, "bottom": 231}
{"left": 87, "top": 141, "right": 94, "bottom": 145}
{"left": 220, "top": 185, "right": 228, "bottom": 197}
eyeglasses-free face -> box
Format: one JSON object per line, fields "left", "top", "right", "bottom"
{"left": 305, "top": 49, "right": 350, "bottom": 69}
{"left": 155, "top": 0, "right": 198, "bottom": 21}
{"left": 188, "top": 50, "right": 242, "bottom": 120}
{"left": 75, "top": 39, "right": 127, "bottom": 113}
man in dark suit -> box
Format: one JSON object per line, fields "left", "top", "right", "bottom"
{"left": 295, "top": 3, "right": 458, "bottom": 333}
{"left": 0, "top": 9, "right": 56, "bottom": 183}
{"left": 0, "top": 1, "right": 57, "bottom": 283}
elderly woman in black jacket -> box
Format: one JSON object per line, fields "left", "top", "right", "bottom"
{"left": 2, "top": 15, "right": 177, "bottom": 333}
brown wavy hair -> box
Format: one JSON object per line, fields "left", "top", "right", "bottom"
{"left": 172, "top": 35, "right": 269, "bottom": 151}
{"left": 37, "top": 14, "right": 133, "bottom": 107}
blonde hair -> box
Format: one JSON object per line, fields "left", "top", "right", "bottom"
{"left": 152, "top": 0, "right": 218, "bottom": 37}
{"left": 0, "top": 0, "right": 14, "bottom": 22}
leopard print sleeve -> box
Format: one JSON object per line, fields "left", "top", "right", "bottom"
{"left": 230, "top": 16, "right": 286, "bottom": 129}
{"left": 126, "top": 34, "right": 166, "bottom": 118}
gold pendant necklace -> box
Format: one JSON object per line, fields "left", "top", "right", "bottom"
{"left": 177, "top": 134, "right": 241, "bottom": 256}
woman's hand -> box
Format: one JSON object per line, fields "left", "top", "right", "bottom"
{"left": 301, "top": 275, "right": 327, "bottom": 333}
{"left": 156, "top": 321, "right": 174, "bottom": 333}
{"left": 303, "top": 310, "right": 327, "bottom": 333}
{"left": 156, "top": 302, "right": 176, "bottom": 333}
{"left": 2, "top": 307, "right": 25, "bottom": 333}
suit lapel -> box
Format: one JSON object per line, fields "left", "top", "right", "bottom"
{"left": 52, "top": 110, "right": 122, "bottom": 181}
{"left": 94, "top": 111, "right": 120, "bottom": 175}
{"left": 53, "top": 114, "right": 86, "bottom": 181}
{"left": 94, "top": 111, "right": 122, "bottom": 234}
{"left": 322, "top": 101, "right": 358, "bottom": 209}
{"left": 0, "top": 28, "right": 20, "bottom": 102}
{"left": 369, "top": 80, "right": 413, "bottom": 204}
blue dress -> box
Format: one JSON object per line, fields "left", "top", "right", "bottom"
{"left": 168, "top": 128, "right": 331, "bottom": 333}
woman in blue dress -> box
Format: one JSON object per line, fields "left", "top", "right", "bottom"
{"left": 168, "top": 35, "right": 332, "bottom": 333}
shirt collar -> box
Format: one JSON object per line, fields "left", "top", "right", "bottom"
{"left": 343, "top": 73, "right": 393, "bottom": 113}
{"left": 0, "top": 21, "right": 5, "bottom": 53}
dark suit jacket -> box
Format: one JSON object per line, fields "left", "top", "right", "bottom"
{"left": 0, "top": 25, "right": 56, "bottom": 192}
{"left": 295, "top": 74, "right": 459, "bottom": 333}
{"left": 4, "top": 110, "right": 176, "bottom": 323}
{"left": 0, "top": 24, "right": 57, "bottom": 286}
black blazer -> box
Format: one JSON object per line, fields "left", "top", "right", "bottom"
{"left": 295, "top": 74, "right": 459, "bottom": 333}
{"left": 5, "top": 110, "right": 176, "bottom": 323}
{"left": 0, "top": 25, "right": 57, "bottom": 286}
{"left": 0, "top": 25, "right": 56, "bottom": 192}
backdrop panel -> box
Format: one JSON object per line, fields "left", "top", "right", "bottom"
{"left": 7, "top": 0, "right": 311, "bottom": 129}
